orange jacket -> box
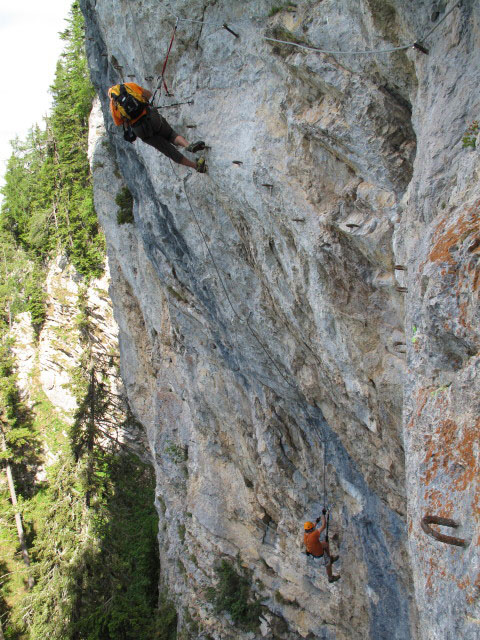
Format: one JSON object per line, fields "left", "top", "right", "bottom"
{"left": 304, "top": 529, "right": 324, "bottom": 557}
{"left": 108, "top": 82, "right": 149, "bottom": 126}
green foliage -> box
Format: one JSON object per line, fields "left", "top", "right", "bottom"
{"left": 177, "top": 523, "right": 186, "bottom": 543}
{"left": 19, "top": 364, "right": 161, "bottom": 640}
{"left": 21, "top": 452, "right": 159, "bottom": 640}
{"left": 165, "top": 440, "right": 188, "bottom": 464}
{"left": 462, "top": 120, "right": 478, "bottom": 149}
{"left": 269, "top": 5, "right": 283, "bottom": 16}
{"left": 0, "top": 1, "right": 104, "bottom": 280}
{"left": 430, "top": 384, "right": 451, "bottom": 397}
{"left": 24, "top": 266, "right": 47, "bottom": 335}
{"left": 268, "top": 3, "right": 297, "bottom": 16}
{"left": 0, "top": 6, "right": 177, "bottom": 638}
{"left": 207, "top": 559, "right": 262, "bottom": 631}
{"left": 116, "top": 187, "right": 134, "bottom": 225}
{"left": 153, "top": 592, "right": 178, "bottom": 640}
{"left": 0, "top": 342, "right": 39, "bottom": 481}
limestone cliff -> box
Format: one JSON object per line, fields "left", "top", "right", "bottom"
{"left": 81, "top": 1, "right": 479, "bottom": 638}
{"left": 11, "top": 257, "right": 122, "bottom": 422}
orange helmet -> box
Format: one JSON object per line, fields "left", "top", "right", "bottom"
{"left": 304, "top": 521, "right": 315, "bottom": 531}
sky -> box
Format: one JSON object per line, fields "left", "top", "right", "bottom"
{"left": 0, "top": 0, "right": 73, "bottom": 200}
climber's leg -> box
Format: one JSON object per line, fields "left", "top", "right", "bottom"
{"left": 173, "top": 134, "right": 189, "bottom": 148}
{"left": 180, "top": 156, "right": 197, "bottom": 169}
{"left": 320, "top": 542, "right": 340, "bottom": 583}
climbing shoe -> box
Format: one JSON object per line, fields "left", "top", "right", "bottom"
{"left": 186, "top": 140, "right": 206, "bottom": 153}
{"left": 196, "top": 157, "right": 207, "bottom": 173}
{"left": 328, "top": 575, "right": 341, "bottom": 583}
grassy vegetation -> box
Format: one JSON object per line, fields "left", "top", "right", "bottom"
{"left": 462, "top": 120, "right": 478, "bottom": 149}
{"left": 268, "top": 2, "right": 297, "bottom": 16}
{"left": 0, "top": 3, "right": 177, "bottom": 638}
{"left": 115, "top": 186, "right": 134, "bottom": 225}
{"left": 207, "top": 558, "right": 262, "bottom": 632}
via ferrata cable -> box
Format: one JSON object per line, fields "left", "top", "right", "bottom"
{"left": 180, "top": 172, "right": 298, "bottom": 393}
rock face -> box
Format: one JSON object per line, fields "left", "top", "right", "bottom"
{"left": 81, "top": 1, "right": 479, "bottom": 638}
{"left": 11, "top": 256, "right": 121, "bottom": 421}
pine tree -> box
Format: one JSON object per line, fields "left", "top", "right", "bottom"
{"left": 0, "top": 1, "right": 104, "bottom": 280}
{"left": 0, "top": 3, "right": 173, "bottom": 637}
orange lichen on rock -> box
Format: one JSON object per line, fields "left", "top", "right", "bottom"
{"left": 457, "top": 576, "right": 471, "bottom": 591}
{"left": 427, "top": 200, "right": 480, "bottom": 266}
{"left": 408, "top": 386, "right": 431, "bottom": 429}
{"left": 424, "top": 489, "right": 453, "bottom": 518}
{"left": 452, "top": 422, "right": 478, "bottom": 493}
{"left": 466, "top": 577, "right": 480, "bottom": 606}
{"left": 421, "top": 416, "right": 479, "bottom": 549}
{"left": 422, "top": 419, "right": 457, "bottom": 486}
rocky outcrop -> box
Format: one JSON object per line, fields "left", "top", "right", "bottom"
{"left": 11, "top": 256, "right": 122, "bottom": 421}
{"left": 81, "top": 1, "right": 479, "bottom": 638}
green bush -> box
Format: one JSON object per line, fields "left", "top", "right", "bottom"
{"left": 153, "top": 592, "right": 178, "bottom": 640}
{"left": 116, "top": 187, "right": 134, "bottom": 224}
{"left": 207, "top": 559, "right": 262, "bottom": 631}
{"left": 24, "top": 267, "right": 47, "bottom": 336}
{"left": 268, "top": 2, "right": 297, "bottom": 16}
{"left": 178, "top": 523, "right": 186, "bottom": 543}
{"left": 462, "top": 120, "right": 478, "bottom": 148}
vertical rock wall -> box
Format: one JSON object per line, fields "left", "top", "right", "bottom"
{"left": 11, "top": 257, "right": 118, "bottom": 410}
{"left": 81, "top": 0, "right": 479, "bottom": 638}
{"left": 395, "top": 1, "right": 480, "bottom": 637}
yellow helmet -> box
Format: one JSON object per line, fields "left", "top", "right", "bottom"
{"left": 304, "top": 521, "right": 315, "bottom": 531}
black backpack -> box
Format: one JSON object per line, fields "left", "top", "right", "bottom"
{"left": 111, "top": 84, "right": 148, "bottom": 120}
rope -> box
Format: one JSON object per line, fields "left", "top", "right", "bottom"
{"left": 159, "top": 19, "right": 178, "bottom": 97}
{"left": 264, "top": 38, "right": 417, "bottom": 56}
{"left": 180, "top": 171, "right": 297, "bottom": 391}
{"left": 117, "top": 0, "right": 464, "bottom": 514}
{"left": 119, "top": 0, "right": 463, "bottom": 96}
{"left": 125, "top": 1, "right": 148, "bottom": 78}
{"left": 323, "top": 440, "right": 327, "bottom": 510}
{"left": 420, "top": 0, "right": 464, "bottom": 43}
{"left": 264, "top": 0, "right": 463, "bottom": 56}
{"left": 162, "top": 0, "right": 463, "bottom": 57}
{"left": 322, "top": 439, "right": 331, "bottom": 549}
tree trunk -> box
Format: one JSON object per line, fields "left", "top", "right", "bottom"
{"left": 1, "top": 431, "right": 35, "bottom": 589}
{"left": 85, "top": 367, "right": 95, "bottom": 508}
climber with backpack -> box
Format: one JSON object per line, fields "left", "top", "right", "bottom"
{"left": 303, "top": 509, "right": 340, "bottom": 583}
{"left": 108, "top": 82, "right": 207, "bottom": 173}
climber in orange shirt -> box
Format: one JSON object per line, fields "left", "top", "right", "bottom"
{"left": 108, "top": 82, "right": 207, "bottom": 172}
{"left": 303, "top": 510, "right": 340, "bottom": 583}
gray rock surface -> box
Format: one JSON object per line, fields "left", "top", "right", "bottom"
{"left": 81, "top": 1, "right": 479, "bottom": 638}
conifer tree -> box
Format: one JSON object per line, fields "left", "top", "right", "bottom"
{"left": 1, "top": 1, "right": 104, "bottom": 280}
{"left": 0, "top": 3, "right": 174, "bottom": 638}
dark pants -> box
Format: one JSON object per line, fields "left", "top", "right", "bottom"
{"left": 132, "top": 108, "right": 183, "bottom": 164}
